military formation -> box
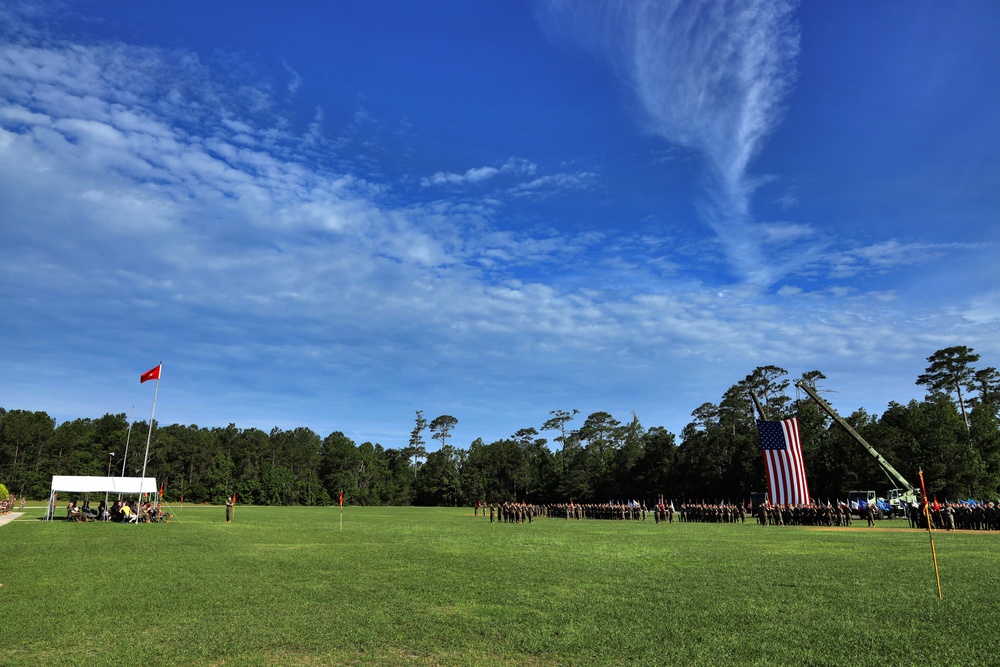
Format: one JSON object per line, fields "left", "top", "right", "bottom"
{"left": 482, "top": 501, "right": 651, "bottom": 523}
{"left": 677, "top": 503, "right": 747, "bottom": 524}
{"left": 487, "top": 502, "right": 542, "bottom": 524}
{"left": 552, "top": 502, "right": 647, "bottom": 520}
{"left": 914, "top": 502, "right": 1000, "bottom": 531}
{"left": 473, "top": 498, "right": 1000, "bottom": 531}
{"left": 754, "top": 503, "right": 854, "bottom": 527}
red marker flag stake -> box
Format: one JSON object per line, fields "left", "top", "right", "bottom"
{"left": 918, "top": 470, "right": 943, "bottom": 600}
{"left": 339, "top": 491, "right": 344, "bottom": 532}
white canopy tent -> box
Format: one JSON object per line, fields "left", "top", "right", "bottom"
{"left": 47, "top": 475, "right": 158, "bottom": 520}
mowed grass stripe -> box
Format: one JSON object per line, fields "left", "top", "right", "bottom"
{"left": 1, "top": 506, "right": 997, "bottom": 666}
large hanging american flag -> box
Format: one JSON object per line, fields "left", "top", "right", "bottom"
{"left": 757, "top": 417, "right": 811, "bottom": 505}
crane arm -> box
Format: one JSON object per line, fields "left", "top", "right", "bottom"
{"left": 794, "top": 380, "right": 917, "bottom": 495}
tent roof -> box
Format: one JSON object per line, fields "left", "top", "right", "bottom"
{"left": 51, "top": 476, "right": 158, "bottom": 494}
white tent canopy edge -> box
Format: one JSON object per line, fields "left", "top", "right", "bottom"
{"left": 47, "top": 475, "right": 158, "bottom": 520}
{"left": 51, "top": 476, "right": 158, "bottom": 494}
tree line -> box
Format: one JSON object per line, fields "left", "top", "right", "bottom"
{"left": 2, "top": 346, "right": 998, "bottom": 505}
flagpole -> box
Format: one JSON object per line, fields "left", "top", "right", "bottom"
{"left": 121, "top": 405, "right": 135, "bottom": 478}
{"left": 918, "top": 470, "right": 943, "bottom": 600}
{"left": 138, "top": 363, "right": 161, "bottom": 515}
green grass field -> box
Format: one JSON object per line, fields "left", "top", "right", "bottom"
{"left": 1, "top": 506, "right": 996, "bottom": 666}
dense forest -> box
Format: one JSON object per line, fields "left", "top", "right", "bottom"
{"left": 3, "top": 347, "right": 999, "bottom": 505}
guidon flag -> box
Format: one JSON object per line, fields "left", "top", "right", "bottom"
{"left": 757, "top": 417, "right": 811, "bottom": 505}
{"left": 140, "top": 364, "right": 161, "bottom": 384}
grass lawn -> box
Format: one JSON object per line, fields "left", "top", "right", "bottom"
{"left": 0, "top": 505, "right": 996, "bottom": 666}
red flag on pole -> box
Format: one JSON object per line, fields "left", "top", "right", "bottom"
{"left": 158, "top": 486, "right": 163, "bottom": 499}
{"left": 232, "top": 492, "right": 237, "bottom": 503}
{"left": 339, "top": 491, "right": 343, "bottom": 506}
{"left": 140, "top": 364, "right": 161, "bottom": 383}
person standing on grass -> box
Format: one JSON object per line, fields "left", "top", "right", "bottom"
{"left": 944, "top": 504, "right": 955, "bottom": 531}
{"left": 225, "top": 497, "right": 233, "bottom": 523}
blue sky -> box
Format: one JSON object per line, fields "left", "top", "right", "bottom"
{"left": 2, "top": 0, "right": 998, "bottom": 450}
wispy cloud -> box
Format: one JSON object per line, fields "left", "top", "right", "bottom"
{"left": 421, "top": 157, "right": 537, "bottom": 188}
{"left": 538, "top": 0, "right": 800, "bottom": 285}
{"left": 824, "top": 240, "right": 994, "bottom": 279}
{"left": 2, "top": 10, "right": 997, "bottom": 446}
{"left": 508, "top": 170, "right": 600, "bottom": 198}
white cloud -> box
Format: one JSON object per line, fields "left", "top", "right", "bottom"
{"left": 2, "top": 19, "right": 997, "bottom": 446}
{"left": 508, "top": 171, "right": 600, "bottom": 197}
{"left": 421, "top": 157, "right": 538, "bottom": 188}
{"left": 824, "top": 240, "right": 993, "bottom": 279}
{"left": 538, "top": 0, "right": 800, "bottom": 286}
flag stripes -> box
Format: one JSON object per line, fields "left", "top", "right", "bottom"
{"left": 757, "top": 417, "right": 811, "bottom": 505}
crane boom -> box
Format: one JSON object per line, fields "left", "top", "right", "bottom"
{"left": 794, "top": 380, "right": 916, "bottom": 495}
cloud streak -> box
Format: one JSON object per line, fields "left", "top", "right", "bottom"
{"left": 538, "top": 0, "right": 800, "bottom": 285}
{"left": 421, "top": 158, "right": 537, "bottom": 188}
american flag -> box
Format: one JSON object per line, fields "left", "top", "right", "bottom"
{"left": 757, "top": 418, "right": 811, "bottom": 505}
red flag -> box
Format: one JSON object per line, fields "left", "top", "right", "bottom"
{"left": 232, "top": 492, "right": 236, "bottom": 503}
{"left": 140, "top": 364, "right": 161, "bottom": 383}
{"left": 933, "top": 497, "right": 940, "bottom": 511}
{"left": 757, "top": 418, "right": 811, "bottom": 505}
{"left": 339, "top": 491, "right": 343, "bottom": 506}
{"left": 158, "top": 486, "right": 163, "bottom": 498}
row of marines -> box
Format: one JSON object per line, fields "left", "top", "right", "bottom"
{"left": 914, "top": 502, "right": 1000, "bottom": 531}
{"left": 755, "top": 503, "right": 856, "bottom": 527}
{"left": 475, "top": 500, "right": 1000, "bottom": 532}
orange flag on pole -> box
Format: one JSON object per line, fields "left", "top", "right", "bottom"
{"left": 918, "top": 470, "right": 943, "bottom": 599}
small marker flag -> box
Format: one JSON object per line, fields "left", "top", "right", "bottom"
{"left": 339, "top": 491, "right": 343, "bottom": 507}
{"left": 140, "top": 364, "right": 161, "bottom": 383}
